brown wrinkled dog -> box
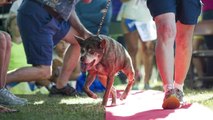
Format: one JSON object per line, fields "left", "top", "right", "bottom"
{"left": 75, "top": 35, "right": 135, "bottom": 106}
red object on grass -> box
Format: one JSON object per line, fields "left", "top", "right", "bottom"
{"left": 105, "top": 90, "right": 213, "bottom": 120}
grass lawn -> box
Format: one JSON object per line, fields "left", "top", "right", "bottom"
{"left": 0, "top": 95, "right": 105, "bottom": 120}
{"left": 0, "top": 81, "right": 213, "bottom": 120}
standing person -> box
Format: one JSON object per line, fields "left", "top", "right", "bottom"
{"left": 0, "top": 0, "right": 27, "bottom": 113}
{"left": 119, "top": 0, "right": 156, "bottom": 90}
{"left": 6, "top": 0, "right": 93, "bottom": 96}
{"left": 147, "top": 0, "right": 202, "bottom": 109}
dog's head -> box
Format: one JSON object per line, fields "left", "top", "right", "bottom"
{"left": 75, "top": 35, "right": 106, "bottom": 71}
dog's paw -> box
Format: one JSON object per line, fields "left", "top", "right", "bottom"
{"left": 91, "top": 94, "right": 98, "bottom": 99}
{"left": 111, "top": 102, "right": 117, "bottom": 106}
{"left": 119, "top": 93, "right": 127, "bottom": 100}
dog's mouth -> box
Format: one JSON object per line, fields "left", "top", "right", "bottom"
{"left": 81, "top": 60, "right": 96, "bottom": 71}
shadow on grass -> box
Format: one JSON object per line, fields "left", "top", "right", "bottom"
{"left": 0, "top": 94, "right": 105, "bottom": 120}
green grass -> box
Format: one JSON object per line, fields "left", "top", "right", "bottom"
{"left": 0, "top": 82, "right": 213, "bottom": 120}
{"left": 184, "top": 89, "right": 213, "bottom": 110}
{"left": 0, "top": 95, "right": 105, "bottom": 120}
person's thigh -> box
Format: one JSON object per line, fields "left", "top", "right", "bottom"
{"left": 53, "top": 21, "right": 71, "bottom": 45}
{"left": 177, "top": 0, "right": 202, "bottom": 24}
{"left": 17, "top": 0, "right": 61, "bottom": 66}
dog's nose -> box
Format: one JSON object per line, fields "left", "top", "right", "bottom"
{"left": 80, "top": 57, "right": 85, "bottom": 62}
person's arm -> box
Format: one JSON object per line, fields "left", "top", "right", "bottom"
{"left": 68, "top": 10, "right": 92, "bottom": 39}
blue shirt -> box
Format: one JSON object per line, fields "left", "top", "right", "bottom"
{"left": 75, "top": 0, "right": 112, "bottom": 35}
{"left": 37, "top": 0, "right": 79, "bottom": 21}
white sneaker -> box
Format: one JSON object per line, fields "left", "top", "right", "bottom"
{"left": 0, "top": 88, "right": 28, "bottom": 106}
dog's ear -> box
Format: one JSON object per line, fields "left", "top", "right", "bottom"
{"left": 100, "top": 39, "right": 106, "bottom": 49}
{"left": 74, "top": 35, "right": 84, "bottom": 46}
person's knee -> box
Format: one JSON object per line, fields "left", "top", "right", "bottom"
{"left": 157, "top": 23, "right": 176, "bottom": 45}
{"left": 0, "top": 33, "right": 6, "bottom": 48}
{"left": 0, "top": 32, "right": 12, "bottom": 49}
{"left": 146, "top": 43, "right": 155, "bottom": 55}
{"left": 0, "top": 32, "right": 5, "bottom": 39}
{"left": 36, "top": 65, "right": 52, "bottom": 80}
{"left": 128, "top": 45, "right": 138, "bottom": 56}
{"left": 126, "top": 39, "right": 138, "bottom": 56}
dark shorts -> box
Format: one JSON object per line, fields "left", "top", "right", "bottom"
{"left": 17, "top": 0, "right": 70, "bottom": 65}
{"left": 147, "top": 0, "right": 202, "bottom": 24}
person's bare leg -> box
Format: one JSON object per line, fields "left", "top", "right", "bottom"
{"left": 192, "top": 37, "right": 204, "bottom": 87}
{"left": 154, "top": 13, "right": 176, "bottom": 91}
{"left": 125, "top": 31, "right": 141, "bottom": 88}
{"left": 141, "top": 41, "right": 155, "bottom": 89}
{"left": 56, "top": 28, "right": 81, "bottom": 89}
{"left": 2, "top": 33, "right": 11, "bottom": 87}
{"left": 125, "top": 31, "right": 139, "bottom": 73}
{"left": 0, "top": 31, "right": 11, "bottom": 88}
{"left": 0, "top": 31, "right": 27, "bottom": 105}
{"left": 174, "top": 21, "right": 195, "bottom": 90}
{"left": 5, "top": 29, "right": 52, "bottom": 83}
{"left": 155, "top": 13, "right": 182, "bottom": 109}
{"left": 7, "top": 65, "right": 51, "bottom": 83}
{"left": 192, "top": 37, "right": 204, "bottom": 77}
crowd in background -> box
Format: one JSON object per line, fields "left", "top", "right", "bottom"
{"left": 0, "top": 0, "right": 212, "bottom": 113}
{"left": 192, "top": 0, "right": 213, "bottom": 88}
{"left": 0, "top": 0, "right": 159, "bottom": 95}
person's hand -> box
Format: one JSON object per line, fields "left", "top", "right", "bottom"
{"left": 83, "top": 31, "right": 94, "bottom": 39}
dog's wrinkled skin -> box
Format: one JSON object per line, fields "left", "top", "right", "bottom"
{"left": 75, "top": 35, "right": 135, "bottom": 106}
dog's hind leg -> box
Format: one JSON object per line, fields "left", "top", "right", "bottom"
{"left": 110, "top": 86, "right": 117, "bottom": 106}
{"left": 120, "top": 69, "right": 135, "bottom": 100}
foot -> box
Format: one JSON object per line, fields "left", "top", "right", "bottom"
{"left": 49, "top": 84, "right": 79, "bottom": 97}
{"left": 162, "top": 89, "right": 180, "bottom": 109}
{"left": 144, "top": 83, "right": 151, "bottom": 90}
{"left": 174, "top": 88, "right": 184, "bottom": 104}
{"left": 0, "top": 105, "right": 18, "bottom": 113}
{"left": 120, "top": 92, "right": 127, "bottom": 100}
{"left": 0, "top": 88, "right": 28, "bottom": 106}
{"left": 135, "top": 70, "right": 142, "bottom": 81}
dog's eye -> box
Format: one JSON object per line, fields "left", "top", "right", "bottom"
{"left": 81, "top": 49, "right": 85, "bottom": 53}
{"left": 89, "top": 50, "right": 95, "bottom": 54}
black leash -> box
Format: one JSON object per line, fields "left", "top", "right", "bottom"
{"left": 96, "top": 0, "right": 111, "bottom": 36}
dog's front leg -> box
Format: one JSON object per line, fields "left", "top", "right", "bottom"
{"left": 102, "top": 75, "right": 114, "bottom": 106}
{"left": 98, "top": 75, "right": 117, "bottom": 106}
{"left": 111, "top": 86, "right": 117, "bottom": 106}
{"left": 83, "top": 72, "right": 97, "bottom": 99}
